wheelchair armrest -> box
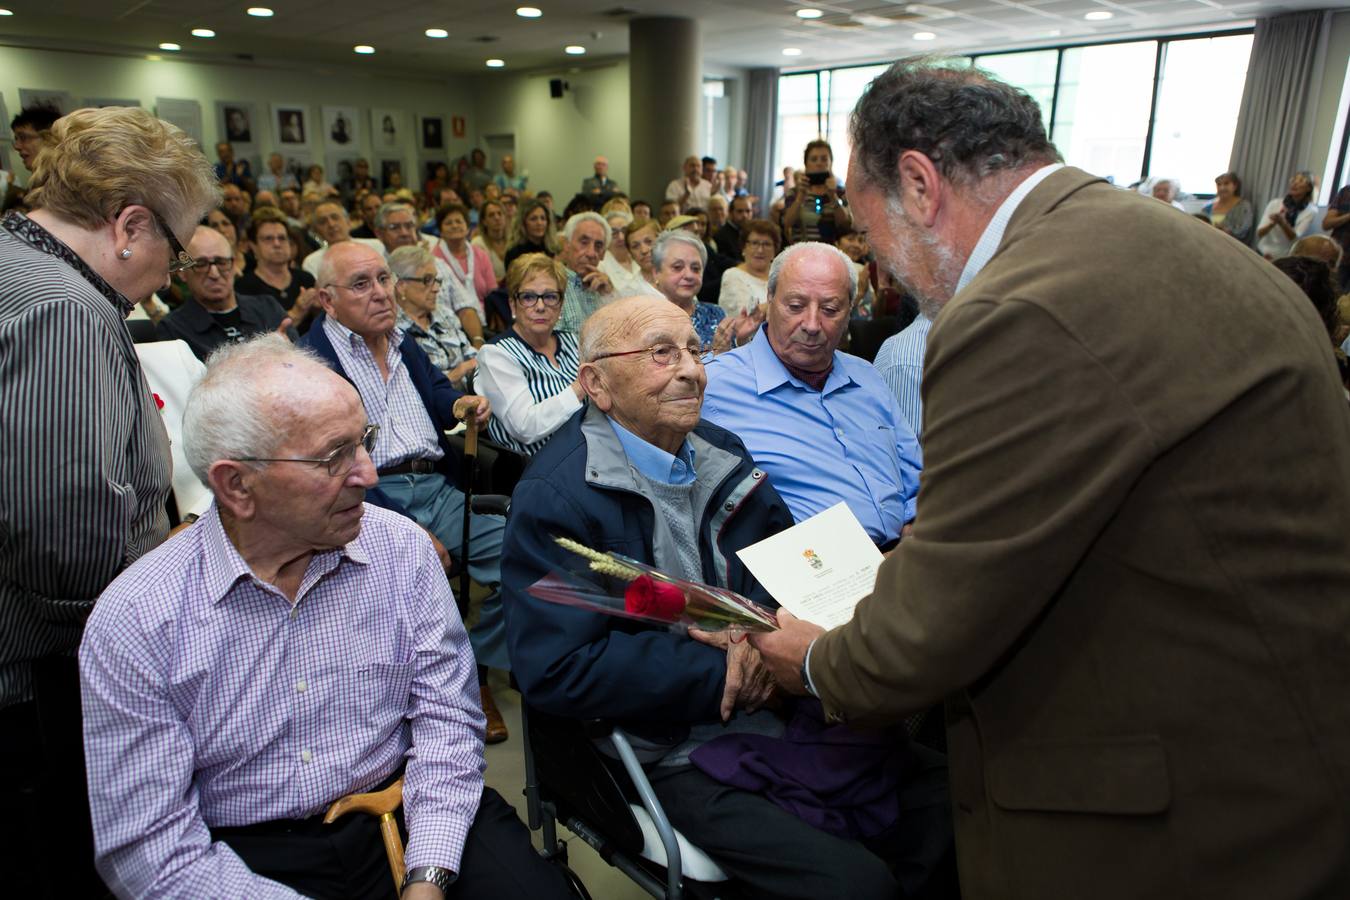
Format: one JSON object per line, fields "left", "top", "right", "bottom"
{"left": 469, "top": 494, "right": 510, "bottom": 517}
{"left": 610, "top": 730, "right": 684, "bottom": 899}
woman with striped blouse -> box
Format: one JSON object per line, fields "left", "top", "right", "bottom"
{"left": 476, "top": 253, "right": 585, "bottom": 455}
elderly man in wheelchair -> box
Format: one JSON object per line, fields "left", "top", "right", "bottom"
{"left": 503, "top": 296, "right": 954, "bottom": 899}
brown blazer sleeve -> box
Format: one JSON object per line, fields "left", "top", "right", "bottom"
{"left": 810, "top": 295, "right": 1159, "bottom": 726}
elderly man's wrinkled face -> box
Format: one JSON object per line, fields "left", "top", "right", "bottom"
{"left": 594, "top": 157, "right": 609, "bottom": 177}
{"left": 588, "top": 300, "right": 706, "bottom": 454}
{"left": 313, "top": 203, "right": 350, "bottom": 245}
{"left": 182, "top": 227, "right": 236, "bottom": 308}
{"left": 565, "top": 220, "right": 606, "bottom": 273}
{"left": 254, "top": 190, "right": 278, "bottom": 209}
{"left": 319, "top": 244, "right": 398, "bottom": 338}
{"left": 683, "top": 156, "right": 700, "bottom": 180}
{"left": 248, "top": 377, "right": 378, "bottom": 551}
{"left": 377, "top": 208, "right": 419, "bottom": 252}
{"left": 766, "top": 249, "right": 853, "bottom": 373}
{"left": 268, "top": 153, "right": 284, "bottom": 174}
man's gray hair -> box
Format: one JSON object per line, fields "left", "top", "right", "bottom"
{"left": 388, "top": 244, "right": 435, "bottom": 280}
{"left": 767, "top": 241, "right": 857, "bottom": 300}
{"left": 652, "top": 229, "right": 708, "bottom": 271}
{"left": 375, "top": 201, "right": 414, "bottom": 230}
{"left": 182, "top": 335, "right": 325, "bottom": 487}
{"left": 849, "top": 56, "right": 1060, "bottom": 195}
{"left": 563, "top": 210, "right": 612, "bottom": 246}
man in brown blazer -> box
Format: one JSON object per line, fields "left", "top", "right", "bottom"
{"left": 753, "top": 58, "right": 1350, "bottom": 898}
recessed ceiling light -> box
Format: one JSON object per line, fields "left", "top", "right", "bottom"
{"left": 516, "top": 6, "right": 542, "bottom": 17}
{"left": 159, "top": 42, "right": 181, "bottom": 51}
{"left": 354, "top": 44, "right": 375, "bottom": 54}
{"left": 565, "top": 45, "right": 586, "bottom": 55}
{"left": 1085, "top": 10, "right": 1113, "bottom": 20}
{"left": 796, "top": 8, "right": 823, "bottom": 18}
{"left": 0, "top": 8, "right": 14, "bottom": 15}
{"left": 782, "top": 47, "right": 803, "bottom": 56}
{"left": 425, "top": 27, "right": 448, "bottom": 38}
{"left": 913, "top": 31, "right": 936, "bottom": 40}
{"left": 486, "top": 58, "right": 506, "bottom": 67}
{"left": 191, "top": 28, "right": 215, "bottom": 38}
{"left": 246, "top": 7, "right": 273, "bottom": 17}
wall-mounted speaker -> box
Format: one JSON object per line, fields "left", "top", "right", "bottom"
{"left": 549, "top": 78, "right": 569, "bottom": 99}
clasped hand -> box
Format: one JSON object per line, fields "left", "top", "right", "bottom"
{"left": 691, "top": 629, "right": 776, "bottom": 721}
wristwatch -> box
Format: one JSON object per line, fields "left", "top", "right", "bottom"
{"left": 403, "top": 866, "right": 457, "bottom": 893}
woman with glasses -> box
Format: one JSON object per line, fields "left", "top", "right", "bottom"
{"left": 389, "top": 245, "right": 478, "bottom": 390}
{"left": 0, "top": 104, "right": 219, "bottom": 895}
{"left": 475, "top": 253, "right": 584, "bottom": 455}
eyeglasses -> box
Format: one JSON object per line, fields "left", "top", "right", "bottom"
{"left": 326, "top": 271, "right": 394, "bottom": 295}
{"left": 514, "top": 290, "right": 562, "bottom": 308}
{"left": 399, "top": 274, "right": 443, "bottom": 289}
{"left": 150, "top": 209, "right": 197, "bottom": 274}
{"left": 187, "top": 256, "right": 234, "bottom": 274}
{"left": 592, "top": 343, "right": 705, "bottom": 367}
{"left": 236, "top": 424, "right": 379, "bottom": 477}
{"left": 382, "top": 220, "right": 418, "bottom": 232}
{"left": 745, "top": 239, "right": 776, "bottom": 251}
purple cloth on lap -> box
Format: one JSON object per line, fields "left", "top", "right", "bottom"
{"left": 688, "top": 699, "right": 911, "bottom": 839}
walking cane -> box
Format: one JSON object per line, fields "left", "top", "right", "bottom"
{"left": 458, "top": 414, "right": 479, "bottom": 616}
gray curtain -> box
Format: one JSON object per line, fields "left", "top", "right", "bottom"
{"left": 1228, "top": 10, "right": 1329, "bottom": 233}
{"left": 743, "top": 67, "right": 779, "bottom": 211}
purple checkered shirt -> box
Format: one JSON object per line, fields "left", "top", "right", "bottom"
{"left": 80, "top": 502, "right": 485, "bottom": 899}
{"left": 323, "top": 314, "right": 443, "bottom": 469}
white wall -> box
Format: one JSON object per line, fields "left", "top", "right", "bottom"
{"left": 0, "top": 45, "right": 476, "bottom": 190}
{"left": 469, "top": 60, "right": 631, "bottom": 203}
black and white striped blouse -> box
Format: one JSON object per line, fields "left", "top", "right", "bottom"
{"left": 0, "top": 212, "right": 172, "bottom": 708}
{"left": 476, "top": 330, "right": 584, "bottom": 456}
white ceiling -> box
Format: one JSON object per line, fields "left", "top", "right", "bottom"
{"left": 0, "top": 0, "right": 1343, "bottom": 79}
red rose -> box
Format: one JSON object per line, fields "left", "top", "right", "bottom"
{"left": 624, "top": 574, "right": 686, "bottom": 622}
{"left": 152, "top": 392, "right": 165, "bottom": 410}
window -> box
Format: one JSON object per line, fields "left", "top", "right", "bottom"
{"left": 1053, "top": 41, "right": 1158, "bottom": 187}
{"left": 974, "top": 50, "right": 1058, "bottom": 130}
{"left": 776, "top": 72, "right": 822, "bottom": 186}
{"left": 1147, "top": 34, "right": 1253, "bottom": 196}
{"left": 823, "top": 63, "right": 890, "bottom": 183}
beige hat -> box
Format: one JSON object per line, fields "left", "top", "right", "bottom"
{"left": 664, "top": 214, "right": 698, "bottom": 232}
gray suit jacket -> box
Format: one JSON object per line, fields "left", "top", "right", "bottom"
{"left": 812, "top": 167, "right": 1350, "bottom": 898}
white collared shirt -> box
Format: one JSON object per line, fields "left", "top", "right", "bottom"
{"left": 955, "top": 164, "right": 1064, "bottom": 296}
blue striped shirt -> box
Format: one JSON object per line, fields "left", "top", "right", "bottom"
{"left": 478, "top": 331, "right": 582, "bottom": 455}
{"left": 874, "top": 314, "right": 932, "bottom": 439}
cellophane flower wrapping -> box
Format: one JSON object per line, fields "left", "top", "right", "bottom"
{"left": 525, "top": 538, "right": 779, "bottom": 634}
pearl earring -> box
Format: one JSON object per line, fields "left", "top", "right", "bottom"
{"left": 120, "top": 249, "right": 132, "bottom": 259}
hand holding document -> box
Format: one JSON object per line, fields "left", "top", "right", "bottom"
{"left": 736, "top": 502, "right": 883, "bottom": 630}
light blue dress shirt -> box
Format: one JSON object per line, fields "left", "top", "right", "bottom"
{"left": 874, "top": 314, "right": 932, "bottom": 440}
{"left": 702, "top": 327, "right": 922, "bottom": 544}
{"left": 609, "top": 418, "right": 698, "bottom": 485}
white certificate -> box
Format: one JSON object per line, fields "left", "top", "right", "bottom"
{"left": 736, "top": 502, "right": 883, "bottom": 630}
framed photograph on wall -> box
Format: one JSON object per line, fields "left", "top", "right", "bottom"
{"left": 380, "top": 158, "right": 404, "bottom": 193}
{"left": 323, "top": 106, "right": 361, "bottom": 148}
{"left": 419, "top": 115, "right": 444, "bottom": 151}
{"left": 273, "top": 103, "right": 309, "bottom": 146}
{"left": 18, "top": 89, "right": 74, "bottom": 115}
{"left": 371, "top": 108, "right": 405, "bottom": 150}
{"left": 216, "top": 101, "right": 258, "bottom": 147}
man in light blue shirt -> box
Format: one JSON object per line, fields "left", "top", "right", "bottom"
{"left": 874, "top": 312, "right": 932, "bottom": 439}
{"left": 703, "top": 242, "right": 922, "bottom": 547}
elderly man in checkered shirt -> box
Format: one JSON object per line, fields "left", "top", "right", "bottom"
{"left": 78, "top": 336, "right": 570, "bottom": 900}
